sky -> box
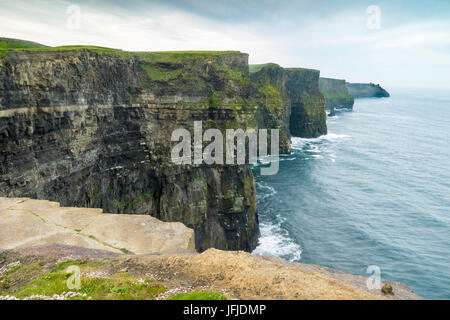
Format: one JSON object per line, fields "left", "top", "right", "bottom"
{"left": 1, "top": 0, "right": 449, "bottom": 89}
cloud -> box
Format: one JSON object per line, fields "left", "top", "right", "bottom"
{"left": 0, "top": 0, "right": 449, "bottom": 89}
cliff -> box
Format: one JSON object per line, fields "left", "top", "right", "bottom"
{"left": 319, "top": 77, "right": 354, "bottom": 110}
{"left": 0, "top": 244, "right": 421, "bottom": 300}
{"left": 346, "top": 82, "right": 390, "bottom": 98}
{"left": 250, "top": 63, "right": 327, "bottom": 152}
{"left": 0, "top": 45, "right": 259, "bottom": 252}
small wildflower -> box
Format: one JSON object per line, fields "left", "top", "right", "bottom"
{"left": 0, "top": 292, "right": 92, "bottom": 300}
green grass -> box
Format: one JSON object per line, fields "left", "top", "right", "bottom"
{"left": 2, "top": 259, "right": 230, "bottom": 301}
{"left": 2, "top": 261, "right": 166, "bottom": 300}
{"left": 168, "top": 291, "right": 228, "bottom": 300}
{"left": 52, "top": 259, "right": 88, "bottom": 272}
{"left": 139, "top": 63, "right": 182, "bottom": 82}
{"left": 0, "top": 38, "right": 242, "bottom": 60}
{"left": 249, "top": 63, "right": 279, "bottom": 73}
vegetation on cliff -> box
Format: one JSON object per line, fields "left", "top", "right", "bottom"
{"left": 346, "top": 82, "right": 390, "bottom": 98}
{"left": 0, "top": 257, "right": 227, "bottom": 300}
{"left": 0, "top": 39, "right": 259, "bottom": 253}
{"left": 319, "top": 77, "right": 354, "bottom": 110}
{"left": 250, "top": 63, "right": 327, "bottom": 148}
{"left": 0, "top": 246, "right": 421, "bottom": 300}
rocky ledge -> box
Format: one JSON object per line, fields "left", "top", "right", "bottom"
{"left": 0, "top": 245, "right": 421, "bottom": 300}
{"left": 0, "top": 197, "right": 195, "bottom": 254}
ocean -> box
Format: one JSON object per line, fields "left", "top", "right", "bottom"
{"left": 252, "top": 87, "right": 450, "bottom": 299}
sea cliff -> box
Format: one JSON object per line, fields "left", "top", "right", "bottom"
{"left": 250, "top": 63, "right": 327, "bottom": 153}
{"left": 319, "top": 77, "right": 354, "bottom": 110}
{"left": 0, "top": 47, "right": 259, "bottom": 252}
{"left": 346, "top": 82, "right": 390, "bottom": 98}
{"left": 0, "top": 41, "right": 327, "bottom": 254}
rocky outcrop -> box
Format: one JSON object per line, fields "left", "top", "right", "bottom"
{"left": 0, "top": 197, "right": 195, "bottom": 254}
{"left": 250, "top": 63, "right": 327, "bottom": 152}
{"left": 0, "top": 48, "right": 259, "bottom": 252}
{"left": 319, "top": 77, "right": 354, "bottom": 110}
{"left": 328, "top": 106, "right": 336, "bottom": 117}
{"left": 346, "top": 82, "right": 390, "bottom": 98}
{"left": 0, "top": 246, "right": 422, "bottom": 300}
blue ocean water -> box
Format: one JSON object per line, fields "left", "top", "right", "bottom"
{"left": 252, "top": 87, "right": 450, "bottom": 299}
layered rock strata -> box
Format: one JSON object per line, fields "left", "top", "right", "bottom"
{"left": 319, "top": 77, "right": 354, "bottom": 110}
{"left": 250, "top": 63, "right": 327, "bottom": 153}
{"left": 0, "top": 48, "right": 258, "bottom": 252}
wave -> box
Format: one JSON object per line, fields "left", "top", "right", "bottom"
{"left": 291, "top": 133, "right": 350, "bottom": 150}
{"left": 252, "top": 219, "right": 302, "bottom": 262}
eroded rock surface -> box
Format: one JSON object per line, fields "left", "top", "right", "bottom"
{"left": 0, "top": 197, "right": 195, "bottom": 254}
{"left": 0, "top": 246, "right": 422, "bottom": 300}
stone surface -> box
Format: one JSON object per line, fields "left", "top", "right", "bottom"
{"left": 382, "top": 283, "right": 394, "bottom": 295}
{"left": 0, "top": 197, "right": 195, "bottom": 254}
{"left": 328, "top": 106, "right": 336, "bottom": 117}
{"left": 319, "top": 77, "right": 354, "bottom": 110}
{"left": 0, "top": 48, "right": 259, "bottom": 252}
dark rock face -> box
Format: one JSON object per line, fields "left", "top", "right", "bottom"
{"left": 328, "top": 106, "right": 336, "bottom": 117}
{"left": 0, "top": 49, "right": 259, "bottom": 252}
{"left": 250, "top": 63, "right": 327, "bottom": 150}
{"left": 346, "top": 82, "right": 390, "bottom": 98}
{"left": 319, "top": 77, "right": 354, "bottom": 110}
{"left": 287, "top": 68, "right": 327, "bottom": 138}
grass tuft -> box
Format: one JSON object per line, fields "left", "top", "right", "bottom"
{"left": 168, "top": 291, "right": 228, "bottom": 300}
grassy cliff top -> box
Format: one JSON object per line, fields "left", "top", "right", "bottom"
{"left": 249, "top": 63, "right": 281, "bottom": 73}
{"left": 320, "top": 77, "right": 346, "bottom": 82}
{"left": 284, "top": 67, "right": 320, "bottom": 73}
{"left": 0, "top": 38, "right": 245, "bottom": 59}
{"left": 249, "top": 63, "right": 319, "bottom": 74}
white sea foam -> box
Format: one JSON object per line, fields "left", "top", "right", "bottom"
{"left": 306, "top": 145, "right": 321, "bottom": 153}
{"left": 291, "top": 133, "right": 350, "bottom": 150}
{"left": 252, "top": 221, "right": 302, "bottom": 262}
{"left": 255, "top": 181, "right": 277, "bottom": 196}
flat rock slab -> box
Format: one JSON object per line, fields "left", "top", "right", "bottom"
{"left": 0, "top": 197, "right": 195, "bottom": 255}
{"left": 10, "top": 244, "right": 121, "bottom": 259}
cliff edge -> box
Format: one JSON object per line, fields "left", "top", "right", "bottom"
{"left": 250, "top": 63, "right": 327, "bottom": 153}
{"left": 319, "top": 77, "right": 354, "bottom": 110}
{"left": 346, "top": 82, "right": 390, "bottom": 98}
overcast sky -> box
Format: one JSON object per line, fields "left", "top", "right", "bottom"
{"left": 1, "top": 0, "right": 449, "bottom": 89}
